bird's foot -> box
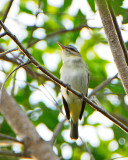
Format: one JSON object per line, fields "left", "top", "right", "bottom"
{"left": 66, "top": 83, "right": 71, "bottom": 95}
{"left": 81, "top": 93, "right": 85, "bottom": 100}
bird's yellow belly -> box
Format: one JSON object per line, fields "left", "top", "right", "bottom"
{"left": 69, "top": 101, "right": 82, "bottom": 123}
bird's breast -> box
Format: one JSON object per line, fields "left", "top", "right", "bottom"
{"left": 60, "top": 62, "right": 88, "bottom": 103}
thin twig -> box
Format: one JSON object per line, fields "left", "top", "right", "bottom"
{"left": 80, "top": 137, "right": 95, "bottom": 160}
{"left": 38, "top": 0, "right": 42, "bottom": 8}
{"left": 10, "top": 53, "right": 62, "bottom": 113}
{"left": 0, "top": 53, "right": 51, "bottom": 81}
{"left": 0, "top": 61, "right": 31, "bottom": 103}
{"left": 0, "top": 133, "right": 23, "bottom": 144}
{"left": 2, "top": 0, "right": 14, "bottom": 23}
{"left": 11, "top": 72, "right": 16, "bottom": 96}
{"left": 105, "top": 156, "right": 128, "bottom": 160}
{"left": 0, "top": 0, "right": 14, "bottom": 31}
{"left": 28, "top": 24, "right": 87, "bottom": 48}
{"left": 0, "top": 48, "right": 19, "bottom": 57}
{"left": 14, "top": 78, "right": 63, "bottom": 114}
{"left": 0, "top": 21, "right": 128, "bottom": 134}
{"left": 0, "top": 150, "right": 31, "bottom": 158}
{"left": 42, "top": 83, "right": 62, "bottom": 113}
{"left": 5, "top": 46, "right": 61, "bottom": 109}
{"left": 27, "top": 11, "right": 40, "bottom": 48}
{"left": 50, "top": 118, "right": 66, "bottom": 145}
{"left": 91, "top": 96, "right": 105, "bottom": 110}
{"left": 0, "top": 32, "right": 7, "bottom": 38}
{"left": 90, "top": 95, "right": 128, "bottom": 125}
{"left": 4, "top": 50, "right": 61, "bottom": 113}
{"left": 96, "top": 92, "right": 125, "bottom": 96}
{"left": 89, "top": 73, "right": 118, "bottom": 97}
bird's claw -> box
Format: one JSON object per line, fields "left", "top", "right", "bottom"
{"left": 81, "top": 93, "right": 85, "bottom": 99}
{"left": 66, "top": 83, "right": 71, "bottom": 95}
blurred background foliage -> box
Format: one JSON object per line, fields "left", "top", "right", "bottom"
{"left": 0, "top": 0, "right": 128, "bottom": 159}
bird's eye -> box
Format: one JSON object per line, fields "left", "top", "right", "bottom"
{"left": 69, "top": 48, "right": 76, "bottom": 52}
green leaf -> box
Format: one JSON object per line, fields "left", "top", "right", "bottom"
{"left": 111, "top": 0, "right": 124, "bottom": 16}
{"left": 87, "top": 0, "right": 96, "bottom": 12}
{"left": 0, "top": 120, "right": 15, "bottom": 137}
{"left": 32, "top": 103, "right": 59, "bottom": 130}
{"left": 19, "top": 4, "right": 33, "bottom": 15}
{"left": 108, "top": 80, "right": 125, "bottom": 94}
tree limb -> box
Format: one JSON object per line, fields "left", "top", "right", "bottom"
{"left": 0, "top": 84, "right": 59, "bottom": 160}
{"left": 0, "top": 20, "right": 128, "bottom": 134}
{"left": 112, "top": 114, "right": 128, "bottom": 126}
{"left": 0, "top": 52, "right": 51, "bottom": 81}
{"left": 107, "top": 0, "right": 128, "bottom": 65}
{"left": 95, "top": 0, "right": 128, "bottom": 94}
{"left": 2, "top": 0, "right": 14, "bottom": 23}
{"left": 0, "top": 48, "right": 19, "bottom": 56}
{"left": 0, "top": 32, "right": 7, "bottom": 38}
{"left": 28, "top": 24, "right": 93, "bottom": 48}
{"left": 0, "top": 61, "right": 32, "bottom": 103}
{"left": 0, "top": 0, "right": 14, "bottom": 31}
{"left": 88, "top": 73, "right": 118, "bottom": 98}
{"left": 0, "top": 133, "right": 22, "bottom": 144}
{"left": 50, "top": 118, "right": 66, "bottom": 145}
{"left": 80, "top": 137, "right": 95, "bottom": 160}
{"left": 0, "top": 150, "right": 30, "bottom": 158}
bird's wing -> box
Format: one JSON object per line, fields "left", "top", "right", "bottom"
{"left": 79, "top": 100, "right": 86, "bottom": 120}
{"left": 62, "top": 96, "right": 70, "bottom": 120}
{"left": 79, "top": 72, "right": 89, "bottom": 120}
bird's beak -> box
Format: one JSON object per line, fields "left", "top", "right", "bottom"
{"left": 57, "top": 42, "right": 65, "bottom": 50}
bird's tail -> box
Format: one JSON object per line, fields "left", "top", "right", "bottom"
{"left": 70, "top": 119, "right": 78, "bottom": 139}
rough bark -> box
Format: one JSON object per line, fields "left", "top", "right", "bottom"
{"left": 0, "top": 84, "right": 59, "bottom": 160}
{"left": 96, "top": 0, "right": 128, "bottom": 94}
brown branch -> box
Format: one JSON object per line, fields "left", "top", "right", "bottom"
{"left": 91, "top": 96, "right": 105, "bottom": 110}
{"left": 14, "top": 78, "right": 62, "bottom": 113}
{"left": 0, "top": 54, "right": 50, "bottom": 81}
{"left": 28, "top": 24, "right": 88, "bottom": 48}
{"left": 7, "top": 52, "right": 61, "bottom": 111}
{"left": 0, "top": 32, "right": 7, "bottom": 38}
{"left": 91, "top": 96, "right": 128, "bottom": 127}
{"left": 88, "top": 73, "right": 118, "bottom": 97}
{"left": 50, "top": 118, "right": 66, "bottom": 145}
{"left": 38, "top": 0, "right": 42, "bottom": 8}
{"left": 27, "top": 11, "right": 40, "bottom": 48}
{"left": 11, "top": 72, "right": 16, "bottom": 96}
{"left": 0, "top": 150, "right": 31, "bottom": 158}
{"left": 112, "top": 114, "right": 128, "bottom": 126}
{"left": 0, "top": 61, "right": 32, "bottom": 103}
{"left": 107, "top": 0, "right": 128, "bottom": 65}
{"left": 0, "top": 133, "right": 22, "bottom": 144}
{"left": 0, "top": 48, "right": 19, "bottom": 56}
{"left": 94, "top": 92, "right": 125, "bottom": 97}
{"left": 0, "top": 21, "right": 128, "bottom": 134}
{"left": 105, "top": 156, "right": 128, "bottom": 160}
{"left": 2, "top": 0, "right": 14, "bottom": 23}
{"left": 95, "top": 0, "right": 128, "bottom": 94}
{"left": 0, "top": 0, "right": 14, "bottom": 31}
{"left": 0, "top": 84, "right": 59, "bottom": 160}
{"left": 27, "top": 25, "right": 37, "bottom": 48}
{"left": 80, "top": 138, "right": 95, "bottom": 160}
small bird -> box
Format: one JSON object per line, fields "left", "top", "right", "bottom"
{"left": 58, "top": 42, "right": 89, "bottom": 139}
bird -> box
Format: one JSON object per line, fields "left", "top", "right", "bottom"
{"left": 58, "top": 42, "right": 89, "bottom": 139}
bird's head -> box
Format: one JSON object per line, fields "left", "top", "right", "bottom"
{"left": 57, "top": 42, "right": 81, "bottom": 58}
